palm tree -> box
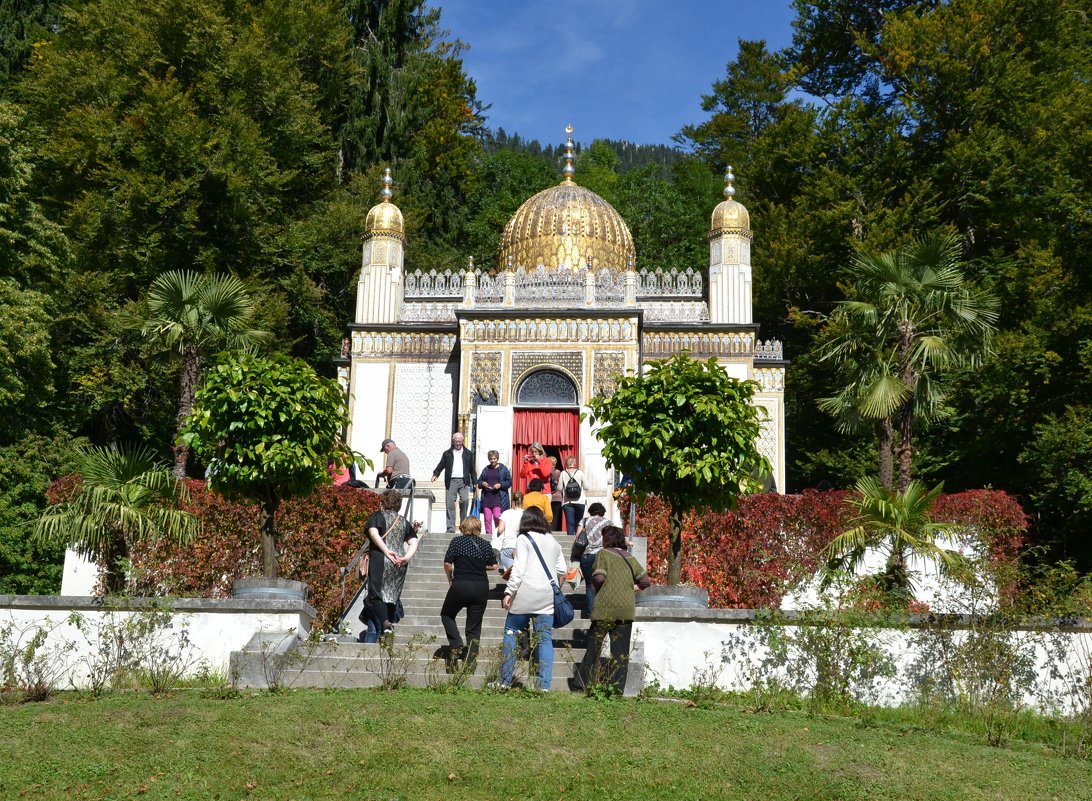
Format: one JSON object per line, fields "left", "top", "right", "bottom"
{"left": 820, "top": 233, "right": 998, "bottom": 490}
{"left": 823, "top": 477, "right": 966, "bottom": 597}
{"left": 137, "top": 270, "right": 270, "bottom": 477}
{"left": 35, "top": 444, "right": 200, "bottom": 593}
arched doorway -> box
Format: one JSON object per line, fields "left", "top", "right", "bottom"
{"left": 512, "top": 369, "right": 579, "bottom": 495}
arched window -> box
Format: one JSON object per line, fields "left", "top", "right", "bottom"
{"left": 516, "top": 369, "right": 578, "bottom": 406}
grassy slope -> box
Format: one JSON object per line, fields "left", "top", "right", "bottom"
{"left": 0, "top": 690, "right": 1086, "bottom": 801}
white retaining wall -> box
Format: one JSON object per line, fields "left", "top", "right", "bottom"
{"left": 633, "top": 609, "right": 1092, "bottom": 715}
{"left": 0, "top": 596, "right": 315, "bottom": 690}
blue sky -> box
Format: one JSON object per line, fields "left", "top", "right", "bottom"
{"left": 438, "top": 1, "right": 798, "bottom": 148}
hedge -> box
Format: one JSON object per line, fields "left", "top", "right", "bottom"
{"left": 127, "top": 481, "right": 380, "bottom": 631}
{"left": 626, "top": 489, "right": 1029, "bottom": 609}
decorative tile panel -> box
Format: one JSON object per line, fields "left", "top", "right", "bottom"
{"left": 468, "top": 350, "right": 502, "bottom": 406}
{"left": 592, "top": 351, "right": 626, "bottom": 398}
{"left": 390, "top": 361, "right": 455, "bottom": 478}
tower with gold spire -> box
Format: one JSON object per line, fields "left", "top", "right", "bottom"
{"left": 356, "top": 167, "right": 405, "bottom": 324}
{"left": 707, "top": 166, "right": 753, "bottom": 324}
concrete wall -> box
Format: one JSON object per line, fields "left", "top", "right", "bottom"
{"left": 632, "top": 607, "right": 1092, "bottom": 714}
{"left": 0, "top": 596, "right": 315, "bottom": 689}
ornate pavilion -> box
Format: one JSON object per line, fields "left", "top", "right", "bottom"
{"left": 335, "top": 127, "right": 786, "bottom": 514}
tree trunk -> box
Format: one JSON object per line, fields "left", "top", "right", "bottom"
{"left": 260, "top": 492, "right": 281, "bottom": 579}
{"left": 173, "top": 344, "right": 203, "bottom": 479}
{"left": 877, "top": 418, "right": 895, "bottom": 490}
{"left": 896, "top": 322, "right": 917, "bottom": 492}
{"left": 102, "top": 531, "right": 130, "bottom": 595}
{"left": 667, "top": 508, "right": 684, "bottom": 586}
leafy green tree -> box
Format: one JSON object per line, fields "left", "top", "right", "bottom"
{"left": 820, "top": 234, "right": 998, "bottom": 490}
{"left": 1020, "top": 406, "right": 1092, "bottom": 561}
{"left": 587, "top": 353, "right": 770, "bottom": 585}
{"left": 0, "top": 279, "right": 53, "bottom": 441}
{"left": 14, "top": 0, "right": 351, "bottom": 441}
{"left": 824, "top": 477, "right": 964, "bottom": 598}
{"left": 0, "top": 432, "right": 75, "bottom": 594}
{"left": 0, "top": 99, "right": 68, "bottom": 290}
{"left": 181, "top": 351, "right": 352, "bottom": 579}
{"left": 133, "top": 270, "right": 270, "bottom": 477}
{"left": 0, "top": 1, "right": 62, "bottom": 87}
{"left": 34, "top": 443, "right": 199, "bottom": 592}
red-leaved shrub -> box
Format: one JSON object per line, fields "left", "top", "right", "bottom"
{"left": 127, "top": 480, "right": 381, "bottom": 631}
{"left": 625, "top": 489, "right": 1028, "bottom": 609}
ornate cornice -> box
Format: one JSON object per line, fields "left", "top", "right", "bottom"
{"left": 349, "top": 330, "right": 457, "bottom": 359}
{"left": 642, "top": 330, "right": 756, "bottom": 359}
{"left": 753, "top": 367, "right": 785, "bottom": 393}
{"left": 461, "top": 317, "right": 638, "bottom": 345}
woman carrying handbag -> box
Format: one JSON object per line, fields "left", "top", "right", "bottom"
{"left": 570, "top": 524, "right": 650, "bottom": 694}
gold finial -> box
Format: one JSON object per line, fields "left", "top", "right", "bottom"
{"left": 381, "top": 167, "right": 393, "bottom": 201}
{"left": 562, "top": 124, "right": 575, "bottom": 184}
{"left": 724, "top": 166, "right": 736, "bottom": 200}
{"left": 467, "top": 256, "right": 475, "bottom": 271}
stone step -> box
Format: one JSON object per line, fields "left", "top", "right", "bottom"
{"left": 282, "top": 667, "right": 580, "bottom": 692}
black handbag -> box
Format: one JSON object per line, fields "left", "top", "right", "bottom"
{"left": 528, "top": 536, "right": 575, "bottom": 627}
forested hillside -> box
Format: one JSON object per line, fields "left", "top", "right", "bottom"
{"left": 0, "top": 0, "right": 1087, "bottom": 592}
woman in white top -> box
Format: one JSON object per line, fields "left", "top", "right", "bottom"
{"left": 497, "top": 506, "right": 567, "bottom": 690}
{"left": 559, "top": 455, "right": 587, "bottom": 535}
{"left": 495, "top": 490, "right": 525, "bottom": 577}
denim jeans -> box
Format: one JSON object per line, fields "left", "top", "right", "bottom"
{"left": 499, "top": 612, "right": 554, "bottom": 690}
{"left": 359, "top": 599, "right": 404, "bottom": 643}
{"left": 562, "top": 503, "right": 585, "bottom": 535}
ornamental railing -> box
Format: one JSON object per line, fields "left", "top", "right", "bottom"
{"left": 404, "top": 269, "right": 464, "bottom": 299}
{"left": 402, "top": 266, "right": 704, "bottom": 306}
{"left": 636, "top": 268, "right": 703, "bottom": 298}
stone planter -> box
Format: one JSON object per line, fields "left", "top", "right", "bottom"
{"left": 231, "top": 577, "right": 309, "bottom": 602}
{"left": 635, "top": 584, "right": 709, "bottom": 609}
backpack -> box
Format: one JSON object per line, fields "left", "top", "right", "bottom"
{"left": 563, "top": 470, "right": 581, "bottom": 501}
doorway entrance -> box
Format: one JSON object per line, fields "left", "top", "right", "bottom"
{"left": 512, "top": 408, "right": 580, "bottom": 492}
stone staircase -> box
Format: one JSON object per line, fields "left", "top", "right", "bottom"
{"left": 249, "top": 526, "right": 595, "bottom": 692}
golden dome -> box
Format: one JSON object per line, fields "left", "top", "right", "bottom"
{"left": 498, "top": 126, "right": 635, "bottom": 270}
{"left": 709, "top": 166, "right": 752, "bottom": 239}
{"left": 365, "top": 167, "right": 405, "bottom": 240}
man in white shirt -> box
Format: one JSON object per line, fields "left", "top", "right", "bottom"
{"left": 432, "top": 432, "right": 475, "bottom": 534}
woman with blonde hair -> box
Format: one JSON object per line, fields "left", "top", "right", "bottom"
{"left": 440, "top": 516, "right": 496, "bottom": 669}
{"left": 519, "top": 441, "right": 551, "bottom": 492}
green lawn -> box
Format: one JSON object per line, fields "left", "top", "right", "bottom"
{"left": 0, "top": 689, "right": 1086, "bottom": 801}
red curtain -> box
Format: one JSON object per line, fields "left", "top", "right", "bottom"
{"left": 512, "top": 410, "right": 579, "bottom": 492}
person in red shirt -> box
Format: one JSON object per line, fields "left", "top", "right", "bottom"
{"left": 519, "top": 441, "right": 551, "bottom": 492}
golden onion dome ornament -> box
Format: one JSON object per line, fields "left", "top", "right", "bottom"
{"left": 709, "top": 166, "right": 752, "bottom": 240}
{"left": 498, "top": 125, "right": 635, "bottom": 271}
{"left": 365, "top": 167, "right": 405, "bottom": 240}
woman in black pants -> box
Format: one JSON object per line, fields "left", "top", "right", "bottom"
{"left": 440, "top": 516, "right": 497, "bottom": 669}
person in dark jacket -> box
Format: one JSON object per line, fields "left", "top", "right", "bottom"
{"left": 432, "top": 432, "right": 476, "bottom": 534}
{"left": 476, "top": 449, "right": 512, "bottom": 539}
